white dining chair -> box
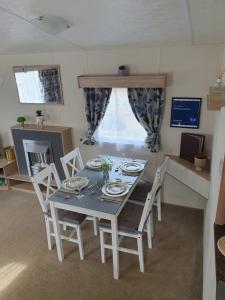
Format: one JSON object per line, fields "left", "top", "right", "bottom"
{"left": 60, "top": 148, "right": 84, "bottom": 178}
{"left": 98, "top": 168, "right": 161, "bottom": 274}
{"left": 32, "top": 163, "right": 86, "bottom": 260}
{"left": 129, "top": 156, "right": 169, "bottom": 221}
{"left": 60, "top": 148, "right": 98, "bottom": 236}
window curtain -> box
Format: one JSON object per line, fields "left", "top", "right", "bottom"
{"left": 38, "top": 68, "right": 61, "bottom": 103}
{"left": 82, "top": 88, "right": 112, "bottom": 145}
{"left": 127, "top": 88, "right": 165, "bottom": 152}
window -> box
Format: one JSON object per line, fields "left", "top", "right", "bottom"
{"left": 15, "top": 71, "right": 44, "bottom": 103}
{"left": 94, "top": 88, "right": 146, "bottom": 145}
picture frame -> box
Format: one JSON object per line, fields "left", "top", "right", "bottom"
{"left": 170, "top": 97, "right": 202, "bottom": 129}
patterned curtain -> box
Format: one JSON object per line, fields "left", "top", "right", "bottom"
{"left": 127, "top": 88, "right": 165, "bottom": 152}
{"left": 38, "top": 68, "right": 61, "bottom": 103}
{"left": 82, "top": 88, "right": 112, "bottom": 145}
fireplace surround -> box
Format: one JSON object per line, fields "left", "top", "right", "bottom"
{"left": 11, "top": 124, "right": 73, "bottom": 180}
{"left": 23, "top": 139, "right": 53, "bottom": 176}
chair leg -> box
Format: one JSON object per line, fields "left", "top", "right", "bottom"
{"left": 157, "top": 191, "right": 162, "bottom": 221}
{"left": 146, "top": 215, "right": 152, "bottom": 249}
{"left": 150, "top": 211, "right": 154, "bottom": 238}
{"left": 45, "top": 218, "right": 52, "bottom": 251}
{"left": 93, "top": 217, "right": 98, "bottom": 236}
{"left": 100, "top": 229, "right": 106, "bottom": 263}
{"left": 76, "top": 225, "right": 84, "bottom": 260}
{"left": 137, "top": 235, "right": 144, "bottom": 273}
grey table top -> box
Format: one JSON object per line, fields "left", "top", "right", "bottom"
{"left": 49, "top": 155, "right": 148, "bottom": 216}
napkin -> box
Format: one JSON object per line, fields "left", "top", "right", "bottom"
{"left": 60, "top": 184, "right": 86, "bottom": 195}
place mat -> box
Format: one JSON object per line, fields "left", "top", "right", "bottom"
{"left": 98, "top": 195, "right": 123, "bottom": 203}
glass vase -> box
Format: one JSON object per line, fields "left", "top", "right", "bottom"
{"left": 103, "top": 171, "right": 109, "bottom": 184}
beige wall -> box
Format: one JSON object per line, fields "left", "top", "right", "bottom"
{"left": 0, "top": 45, "right": 223, "bottom": 209}
{"left": 203, "top": 107, "right": 225, "bottom": 300}
{"left": 202, "top": 45, "right": 225, "bottom": 300}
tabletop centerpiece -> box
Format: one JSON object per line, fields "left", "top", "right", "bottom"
{"left": 100, "top": 161, "right": 112, "bottom": 184}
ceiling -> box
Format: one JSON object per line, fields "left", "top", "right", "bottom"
{"left": 0, "top": 0, "right": 224, "bottom": 54}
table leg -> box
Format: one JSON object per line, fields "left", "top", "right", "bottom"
{"left": 50, "top": 202, "right": 64, "bottom": 261}
{"left": 111, "top": 216, "right": 119, "bottom": 280}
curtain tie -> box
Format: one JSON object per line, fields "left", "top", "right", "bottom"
{"left": 145, "top": 132, "right": 160, "bottom": 152}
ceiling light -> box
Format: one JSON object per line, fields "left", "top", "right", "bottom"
{"left": 30, "top": 15, "right": 71, "bottom": 35}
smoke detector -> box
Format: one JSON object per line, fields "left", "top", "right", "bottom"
{"left": 30, "top": 15, "right": 71, "bottom": 35}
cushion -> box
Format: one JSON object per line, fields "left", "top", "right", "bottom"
{"left": 48, "top": 210, "right": 86, "bottom": 225}
{"left": 130, "top": 180, "right": 152, "bottom": 203}
{"left": 99, "top": 202, "right": 144, "bottom": 234}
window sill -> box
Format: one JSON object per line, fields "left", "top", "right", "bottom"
{"left": 94, "top": 139, "right": 146, "bottom": 150}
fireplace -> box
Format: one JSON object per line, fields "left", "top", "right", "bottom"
{"left": 11, "top": 124, "right": 73, "bottom": 180}
{"left": 23, "top": 140, "right": 53, "bottom": 176}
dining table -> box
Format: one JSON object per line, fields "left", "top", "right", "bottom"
{"left": 49, "top": 155, "right": 148, "bottom": 280}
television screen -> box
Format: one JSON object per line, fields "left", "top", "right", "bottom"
{"left": 170, "top": 98, "right": 201, "bottom": 129}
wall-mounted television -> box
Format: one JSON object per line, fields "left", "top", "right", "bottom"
{"left": 170, "top": 97, "right": 202, "bottom": 129}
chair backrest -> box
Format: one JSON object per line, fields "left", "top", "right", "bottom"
{"left": 32, "top": 163, "right": 61, "bottom": 214}
{"left": 138, "top": 167, "right": 161, "bottom": 232}
{"left": 60, "top": 148, "right": 84, "bottom": 178}
{"left": 158, "top": 156, "right": 169, "bottom": 186}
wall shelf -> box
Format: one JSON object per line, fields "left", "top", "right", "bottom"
{"left": 0, "top": 158, "right": 17, "bottom": 190}
{"left": 0, "top": 162, "right": 35, "bottom": 194}
{"left": 10, "top": 181, "right": 34, "bottom": 194}
{"left": 7, "top": 173, "right": 31, "bottom": 182}
{"left": 166, "top": 155, "right": 210, "bottom": 199}
{"left": 77, "top": 74, "right": 167, "bottom": 88}
{"left": 207, "top": 87, "right": 225, "bottom": 111}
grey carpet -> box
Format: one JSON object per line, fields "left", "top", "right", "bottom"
{"left": 0, "top": 191, "right": 203, "bottom": 300}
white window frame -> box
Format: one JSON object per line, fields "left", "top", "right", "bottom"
{"left": 94, "top": 88, "right": 146, "bottom": 146}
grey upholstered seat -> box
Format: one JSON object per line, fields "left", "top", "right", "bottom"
{"left": 99, "top": 202, "right": 144, "bottom": 233}
{"left": 99, "top": 168, "right": 161, "bottom": 274}
{"left": 32, "top": 163, "right": 86, "bottom": 260}
{"left": 130, "top": 157, "right": 168, "bottom": 223}
{"left": 48, "top": 210, "right": 87, "bottom": 225}
{"left": 130, "top": 180, "right": 152, "bottom": 203}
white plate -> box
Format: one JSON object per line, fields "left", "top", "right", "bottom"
{"left": 120, "top": 162, "right": 144, "bottom": 173}
{"left": 86, "top": 157, "right": 105, "bottom": 169}
{"left": 106, "top": 182, "right": 126, "bottom": 195}
{"left": 102, "top": 182, "right": 129, "bottom": 198}
{"left": 62, "top": 176, "right": 89, "bottom": 191}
